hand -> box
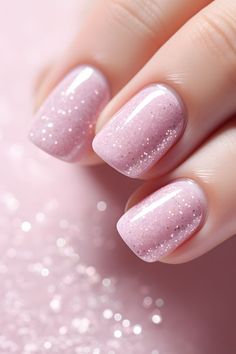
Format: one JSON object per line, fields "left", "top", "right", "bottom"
{"left": 29, "top": 0, "right": 236, "bottom": 264}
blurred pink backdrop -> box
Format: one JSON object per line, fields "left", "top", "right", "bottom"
{"left": 0, "top": 1, "right": 235, "bottom": 353}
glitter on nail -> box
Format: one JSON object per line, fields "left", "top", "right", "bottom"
{"left": 122, "top": 319, "right": 130, "bottom": 328}
{"left": 93, "top": 84, "right": 186, "bottom": 177}
{"left": 97, "top": 201, "right": 107, "bottom": 211}
{"left": 114, "top": 313, "right": 122, "bottom": 321}
{"left": 117, "top": 180, "right": 206, "bottom": 262}
{"left": 29, "top": 66, "right": 110, "bottom": 162}
{"left": 143, "top": 296, "right": 153, "bottom": 309}
{"left": 151, "top": 313, "right": 162, "bottom": 325}
{"left": 155, "top": 298, "right": 164, "bottom": 308}
{"left": 56, "top": 238, "right": 66, "bottom": 248}
{"left": 102, "top": 278, "right": 112, "bottom": 287}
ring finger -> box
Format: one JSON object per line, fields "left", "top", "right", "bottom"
{"left": 116, "top": 118, "right": 236, "bottom": 263}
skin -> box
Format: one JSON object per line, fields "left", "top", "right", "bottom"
{"left": 33, "top": 0, "right": 236, "bottom": 264}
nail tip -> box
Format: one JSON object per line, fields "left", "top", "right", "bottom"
{"left": 116, "top": 179, "right": 207, "bottom": 264}
{"left": 29, "top": 64, "right": 110, "bottom": 163}
{"left": 91, "top": 84, "right": 186, "bottom": 178}
{"left": 28, "top": 129, "right": 75, "bottom": 162}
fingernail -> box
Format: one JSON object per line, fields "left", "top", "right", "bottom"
{"left": 93, "top": 84, "right": 186, "bottom": 177}
{"left": 117, "top": 179, "right": 207, "bottom": 262}
{"left": 29, "top": 65, "right": 110, "bottom": 162}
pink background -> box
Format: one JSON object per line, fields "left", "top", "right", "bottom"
{"left": 0, "top": 1, "right": 235, "bottom": 353}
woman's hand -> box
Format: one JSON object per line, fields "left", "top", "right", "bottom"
{"left": 29, "top": 0, "right": 236, "bottom": 264}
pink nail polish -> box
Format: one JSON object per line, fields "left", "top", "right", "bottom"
{"left": 117, "top": 180, "right": 207, "bottom": 262}
{"left": 93, "top": 84, "right": 186, "bottom": 177}
{"left": 29, "top": 65, "right": 110, "bottom": 162}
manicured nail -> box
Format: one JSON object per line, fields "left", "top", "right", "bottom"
{"left": 93, "top": 84, "right": 186, "bottom": 177}
{"left": 29, "top": 65, "right": 110, "bottom": 162}
{"left": 117, "top": 180, "right": 207, "bottom": 262}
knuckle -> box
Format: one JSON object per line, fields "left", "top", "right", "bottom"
{"left": 194, "top": 2, "right": 236, "bottom": 84}
{"left": 108, "top": 0, "right": 166, "bottom": 40}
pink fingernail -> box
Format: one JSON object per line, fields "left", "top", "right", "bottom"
{"left": 29, "top": 65, "right": 110, "bottom": 162}
{"left": 117, "top": 179, "right": 207, "bottom": 262}
{"left": 93, "top": 84, "right": 186, "bottom": 177}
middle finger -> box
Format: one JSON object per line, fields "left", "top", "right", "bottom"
{"left": 93, "top": 0, "right": 236, "bottom": 178}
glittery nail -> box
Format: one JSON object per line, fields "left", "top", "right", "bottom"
{"left": 29, "top": 65, "right": 110, "bottom": 162}
{"left": 93, "top": 84, "right": 186, "bottom": 177}
{"left": 117, "top": 180, "right": 207, "bottom": 262}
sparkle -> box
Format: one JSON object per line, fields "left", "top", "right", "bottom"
{"left": 50, "top": 295, "right": 61, "bottom": 313}
{"left": 56, "top": 238, "right": 66, "bottom": 248}
{"left": 143, "top": 296, "right": 153, "bottom": 308}
{"left": 72, "top": 317, "right": 90, "bottom": 333}
{"left": 21, "top": 221, "right": 32, "bottom": 232}
{"left": 41, "top": 267, "right": 50, "bottom": 277}
{"left": 113, "top": 329, "right": 122, "bottom": 338}
{"left": 114, "top": 313, "right": 122, "bottom": 321}
{"left": 97, "top": 201, "right": 107, "bottom": 211}
{"left": 2, "top": 193, "right": 19, "bottom": 211}
{"left": 122, "top": 319, "right": 130, "bottom": 328}
{"left": 133, "top": 324, "right": 142, "bottom": 335}
{"left": 151, "top": 313, "right": 162, "bottom": 324}
{"left": 103, "top": 309, "right": 113, "bottom": 319}
{"left": 102, "top": 278, "right": 112, "bottom": 287}
{"left": 59, "top": 326, "right": 68, "bottom": 335}
{"left": 155, "top": 298, "right": 164, "bottom": 308}
{"left": 44, "top": 341, "right": 52, "bottom": 349}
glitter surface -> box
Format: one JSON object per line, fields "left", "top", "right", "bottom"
{"left": 93, "top": 85, "right": 185, "bottom": 178}
{"left": 30, "top": 66, "right": 110, "bottom": 162}
{"left": 117, "top": 180, "right": 207, "bottom": 262}
{"left": 0, "top": 1, "right": 235, "bottom": 353}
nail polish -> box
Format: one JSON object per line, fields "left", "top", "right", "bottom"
{"left": 93, "top": 84, "right": 186, "bottom": 177}
{"left": 117, "top": 180, "right": 207, "bottom": 262}
{"left": 29, "top": 65, "right": 110, "bottom": 162}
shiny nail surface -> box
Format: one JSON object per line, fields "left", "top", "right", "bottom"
{"left": 29, "top": 65, "right": 110, "bottom": 162}
{"left": 117, "top": 180, "right": 207, "bottom": 262}
{"left": 93, "top": 84, "right": 185, "bottom": 177}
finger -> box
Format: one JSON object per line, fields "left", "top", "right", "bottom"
{"left": 36, "top": 0, "right": 211, "bottom": 104}
{"left": 93, "top": 0, "right": 236, "bottom": 178}
{"left": 116, "top": 119, "right": 236, "bottom": 264}
{"left": 29, "top": 0, "right": 211, "bottom": 163}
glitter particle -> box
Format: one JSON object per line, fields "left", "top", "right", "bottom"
{"left": 50, "top": 295, "right": 62, "bottom": 313}
{"left": 96, "top": 201, "right": 107, "bottom": 212}
{"left": 103, "top": 309, "right": 113, "bottom": 319}
{"left": 113, "top": 329, "right": 122, "bottom": 338}
{"left": 21, "top": 221, "right": 32, "bottom": 232}
{"left": 151, "top": 314, "right": 162, "bottom": 324}
{"left": 133, "top": 324, "right": 142, "bottom": 335}
{"left": 155, "top": 298, "right": 164, "bottom": 308}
